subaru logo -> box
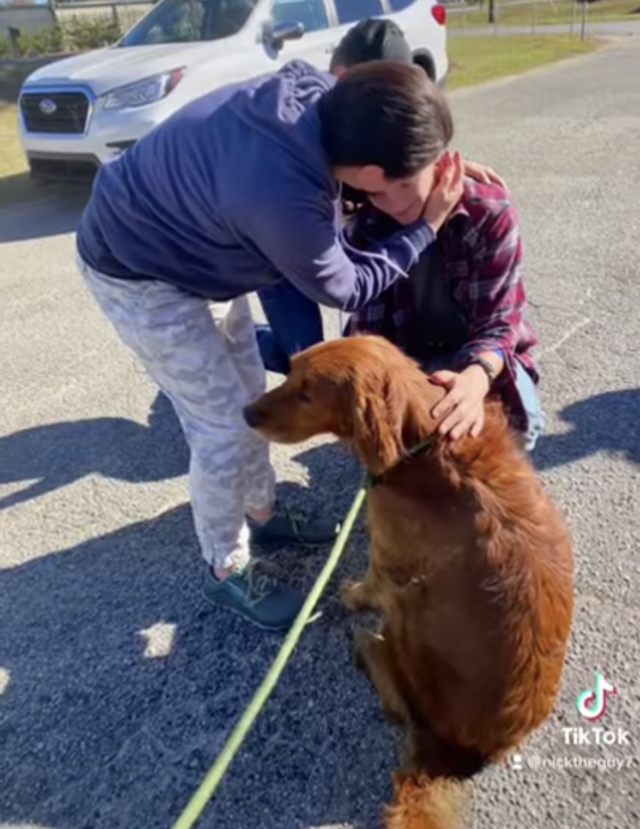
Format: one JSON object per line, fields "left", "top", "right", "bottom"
{"left": 39, "top": 98, "right": 57, "bottom": 115}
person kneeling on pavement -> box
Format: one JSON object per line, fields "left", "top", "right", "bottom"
{"left": 344, "top": 177, "right": 544, "bottom": 451}
{"left": 255, "top": 18, "right": 544, "bottom": 452}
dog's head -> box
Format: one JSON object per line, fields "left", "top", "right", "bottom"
{"left": 244, "top": 336, "right": 441, "bottom": 475}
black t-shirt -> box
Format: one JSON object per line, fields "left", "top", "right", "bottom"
{"left": 348, "top": 203, "right": 469, "bottom": 359}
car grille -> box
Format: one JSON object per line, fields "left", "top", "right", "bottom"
{"left": 20, "top": 91, "right": 90, "bottom": 135}
{"left": 28, "top": 155, "right": 99, "bottom": 183}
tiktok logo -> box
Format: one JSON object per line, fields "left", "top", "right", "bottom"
{"left": 576, "top": 671, "right": 617, "bottom": 721}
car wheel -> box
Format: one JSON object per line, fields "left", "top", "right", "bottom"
{"left": 412, "top": 51, "right": 436, "bottom": 81}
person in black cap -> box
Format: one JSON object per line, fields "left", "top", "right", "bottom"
{"left": 334, "top": 23, "right": 542, "bottom": 452}
{"left": 329, "top": 17, "right": 415, "bottom": 76}
{"left": 255, "top": 18, "right": 542, "bottom": 453}
{"left": 255, "top": 17, "right": 505, "bottom": 377}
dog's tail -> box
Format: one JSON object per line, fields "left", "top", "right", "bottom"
{"left": 384, "top": 731, "right": 486, "bottom": 829}
{"left": 384, "top": 771, "right": 470, "bottom": 829}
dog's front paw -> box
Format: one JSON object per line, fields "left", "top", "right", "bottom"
{"left": 353, "top": 628, "right": 403, "bottom": 724}
{"left": 340, "top": 578, "right": 370, "bottom": 612}
{"left": 353, "top": 626, "right": 375, "bottom": 670}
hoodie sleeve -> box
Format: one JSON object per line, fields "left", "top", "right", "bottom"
{"left": 231, "top": 197, "right": 435, "bottom": 313}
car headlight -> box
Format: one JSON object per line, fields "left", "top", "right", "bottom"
{"left": 102, "top": 68, "right": 185, "bottom": 110}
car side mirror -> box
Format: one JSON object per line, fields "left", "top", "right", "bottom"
{"left": 264, "top": 20, "right": 305, "bottom": 51}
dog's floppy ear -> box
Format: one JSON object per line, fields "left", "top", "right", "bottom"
{"left": 351, "top": 371, "right": 407, "bottom": 474}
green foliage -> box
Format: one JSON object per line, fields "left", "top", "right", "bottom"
{"left": 62, "top": 17, "right": 122, "bottom": 51}
{"left": 0, "top": 17, "right": 123, "bottom": 58}
{"left": 12, "top": 25, "right": 65, "bottom": 57}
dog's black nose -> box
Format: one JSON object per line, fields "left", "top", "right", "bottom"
{"left": 243, "top": 405, "right": 260, "bottom": 429}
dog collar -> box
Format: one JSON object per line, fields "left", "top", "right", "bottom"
{"left": 364, "top": 434, "right": 437, "bottom": 490}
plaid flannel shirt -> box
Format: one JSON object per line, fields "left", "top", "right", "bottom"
{"left": 345, "top": 179, "right": 539, "bottom": 433}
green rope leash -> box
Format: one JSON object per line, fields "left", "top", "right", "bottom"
{"left": 169, "top": 480, "right": 368, "bottom": 829}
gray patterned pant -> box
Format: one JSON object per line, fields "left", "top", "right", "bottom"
{"left": 77, "top": 255, "right": 275, "bottom": 571}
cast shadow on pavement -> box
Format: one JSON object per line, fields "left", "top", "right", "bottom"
{"left": 4, "top": 384, "right": 637, "bottom": 514}
{"left": 534, "top": 388, "right": 640, "bottom": 470}
{"left": 0, "top": 392, "right": 189, "bottom": 511}
{"left": 0, "top": 186, "right": 89, "bottom": 244}
{"left": 0, "top": 438, "right": 394, "bottom": 829}
{"left": 0, "top": 391, "right": 363, "bottom": 514}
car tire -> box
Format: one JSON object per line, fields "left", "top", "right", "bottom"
{"left": 412, "top": 50, "right": 436, "bottom": 81}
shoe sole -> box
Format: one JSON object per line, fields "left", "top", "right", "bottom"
{"left": 250, "top": 535, "right": 338, "bottom": 549}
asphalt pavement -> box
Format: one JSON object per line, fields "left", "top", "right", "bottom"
{"left": 1, "top": 37, "right": 639, "bottom": 829}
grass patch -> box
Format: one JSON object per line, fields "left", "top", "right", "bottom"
{"left": 0, "top": 104, "right": 39, "bottom": 209}
{"left": 0, "top": 63, "right": 51, "bottom": 208}
{"left": 446, "top": 33, "right": 599, "bottom": 88}
{"left": 448, "top": 0, "right": 640, "bottom": 29}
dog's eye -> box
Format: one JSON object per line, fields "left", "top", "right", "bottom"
{"left": 298, "top": 390, "right": 312, "bottom": 404}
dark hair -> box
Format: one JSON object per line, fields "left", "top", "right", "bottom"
{"left": 318, "top": 60, "right": 453, "bottom": 180}
{"left": 329, "top": 18, "right": 413, "bottom": 73}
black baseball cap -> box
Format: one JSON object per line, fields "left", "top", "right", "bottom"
{"left": 330, "top": 18, "right": 414, "bottom": 71}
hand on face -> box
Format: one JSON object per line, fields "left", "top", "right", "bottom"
{"left": 335, "top": 150, "right": 463, "bottom": 229}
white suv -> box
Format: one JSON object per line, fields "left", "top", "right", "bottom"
{"left": 18, "top": 0, "right": 448, "bottom": 183}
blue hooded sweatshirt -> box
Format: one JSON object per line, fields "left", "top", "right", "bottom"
{"left": 76, "top": 59, "right": 434, "bottom": 312}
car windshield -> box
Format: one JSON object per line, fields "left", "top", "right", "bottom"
{"left": 118, "top": 0, "right": 262, "bottom": 46}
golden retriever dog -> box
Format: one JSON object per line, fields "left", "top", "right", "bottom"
{"left": 243, "top": 335, "right": 573, "bottom": 829}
